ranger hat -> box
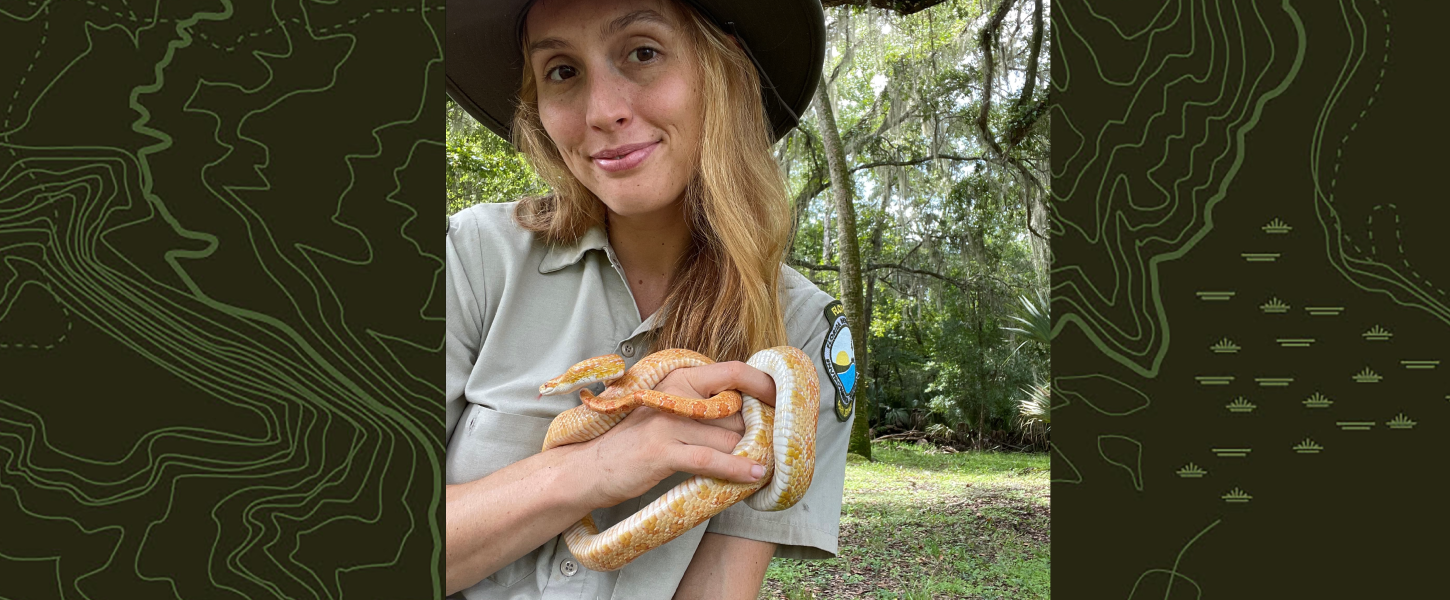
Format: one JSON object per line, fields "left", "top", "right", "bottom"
{"left": 445, "top": 0, "right": 826, "bottom": 143}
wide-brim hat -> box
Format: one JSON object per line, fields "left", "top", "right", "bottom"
{"left": 446, "top": 0, "right": 826, "bottom": 144}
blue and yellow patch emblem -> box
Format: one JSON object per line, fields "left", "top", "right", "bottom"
{"left": 822, "top": 301, "right": 855, "bottom": 422}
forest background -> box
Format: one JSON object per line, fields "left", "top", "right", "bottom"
{"left": 446, "top": 0, "right": 1052, "bottom": 459}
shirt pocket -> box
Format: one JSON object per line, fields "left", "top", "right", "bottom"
{"left": 446, "top": 403, "right": 556, "bottom": 590}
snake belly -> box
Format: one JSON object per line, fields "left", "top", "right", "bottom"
{"left": 538, "top": 346, "right": 820, "bottom": 571}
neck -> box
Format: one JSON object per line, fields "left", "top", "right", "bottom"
{"left": 606, "top": 202, "right": 693, "bottom": 321}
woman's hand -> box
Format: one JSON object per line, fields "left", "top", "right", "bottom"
{"left": 654, "top": 360, "right": 777, "bottom": 436}
{"left": 568, "top": 361, "right": 778, "bottom": 509}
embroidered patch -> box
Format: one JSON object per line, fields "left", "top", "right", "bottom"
{"left": 822, "top": 300, "right": 855, "bottom": 422}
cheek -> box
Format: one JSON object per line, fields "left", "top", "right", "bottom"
{"left": 538, "top": 99, "right": 582, "bottom": 154}
{"left": 650, "top": 78, "right": 703, "bottom": 158}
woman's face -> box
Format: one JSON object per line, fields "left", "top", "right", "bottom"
{"left": 525, "top": 0, "right": 702, "bottom": 220}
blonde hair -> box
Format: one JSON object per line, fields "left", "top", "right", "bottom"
{"left": 511, "top": 0, "right": 789, "bottom": 362}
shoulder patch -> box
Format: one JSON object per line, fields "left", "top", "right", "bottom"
{"left": 821, "top": 300, "right": 855, "bottom": 422}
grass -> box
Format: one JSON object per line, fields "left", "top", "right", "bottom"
{"left": 760, "top": 441, "right": 1050, "bottom": 599}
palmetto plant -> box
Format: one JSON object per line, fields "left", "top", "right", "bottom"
{"left": 1016, "top": 380, "right": 1051, "bottom": 449}
{"left": 1017, "top": 381, "right": 1051, "bottom": 426}
{"left": 1003, "top": 289, "right": 1052, "bottom": 353}
{"left": 1005, "top": 290, "right": 1051, "bottom": 446}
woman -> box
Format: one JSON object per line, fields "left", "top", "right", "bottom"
{"left": 444, "top": 0, "right": 852, "bottom": 598}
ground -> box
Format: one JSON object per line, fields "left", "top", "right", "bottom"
{"left": 760, "top": 441, "right": 1051, "bottom": 599}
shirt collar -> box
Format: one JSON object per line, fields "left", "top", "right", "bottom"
{"left": 538, "top": 225, "right": 610, "bottom": 274}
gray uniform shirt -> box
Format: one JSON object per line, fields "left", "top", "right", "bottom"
{"left": 445, "top": 202, "right": 855, "bottom": 600}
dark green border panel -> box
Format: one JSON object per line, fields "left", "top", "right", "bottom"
{"left": 1052, "top": 0, "right": 1449, "bottom": 596}
{"left": 0, "top": 1, "right": 443, "bottom": 598}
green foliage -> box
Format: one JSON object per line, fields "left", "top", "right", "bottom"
{"left": 762, "top": 441, "right": 1050, "bottom": 598}
{"left": 1004, "top": 289, "right": 1051, "bottom": 352}
{"left": 780, "top": 1, "right": 1051, "bottom": 446}
{"left": 444, "top": 0, "right": 1052, "bottom": 446}
{"left": 446, "top": 100, "right": 547, "bottom": 214}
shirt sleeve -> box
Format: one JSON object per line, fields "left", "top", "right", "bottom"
{"left": 445, "top": 212, "right": 485, "bottom": 448}
{"left": 704, "top": 292, "right": 855, "bottom": 559}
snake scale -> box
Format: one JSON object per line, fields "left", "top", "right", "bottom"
{"left": 538, "top": 347, "right": 820, "bottom": 571}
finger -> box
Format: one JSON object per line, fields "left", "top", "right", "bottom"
{"left": 669, "top": 415, "right": 744, "bottom": 454}
{"left": 684, "top": 362, "right": 778, "bottom": 407}
{"left": 699, "top": 413, "right": 746, "bottom": 436}
{"left": 670, "top": 445, "right": 766, "bottom": 484}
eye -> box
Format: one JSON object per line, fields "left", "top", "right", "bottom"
{"left": 628, "top": 47, "right": 659, "bottom": 63}
{"left": 546, "top": 64, "right": 577, "bottom": 82}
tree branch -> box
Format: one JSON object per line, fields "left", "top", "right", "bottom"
{"left": 790, "top": 260, "right": 969, "bottom": 291}
{"left": 1013, "top": 0, "right": 1044, "bottom": 115}
{"left": 822, "top": 0, "right": 951, "bottom": 15}
{"left": 974, "top": 0, "right": 1016, "bottom": 160}
{"left": 849, "top": 154, "right": 989, "bottom": 174}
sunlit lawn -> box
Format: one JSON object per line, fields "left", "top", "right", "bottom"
{"left": 760, "top": 441, "right": 1050, "bottom": 599}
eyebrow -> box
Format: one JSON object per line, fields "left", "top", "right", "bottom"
{"left": 527, "top": 9, "right": 673, "bottom": 56}
{"left": 602, "top": 9, "right": 672, "bottom": 37}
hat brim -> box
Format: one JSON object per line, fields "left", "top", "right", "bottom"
{"left": 445, "top": 0, "right": 825, "bottom": 144}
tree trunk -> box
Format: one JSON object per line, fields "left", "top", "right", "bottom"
{"left": 813, "top": 77, "right": 871, "bottom": 460}
{"left": 822, "top": 204, "right": 833, "bottom": 263}
{"left": 861, "top": 167, "right": 891, "bottom": 425}
{"left": 1027, "top": 182, "right": 1050, "bottom": 276}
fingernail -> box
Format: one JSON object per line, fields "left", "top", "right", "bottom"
{"left": 750, "top": 464, "right": 765, "bottom": 480}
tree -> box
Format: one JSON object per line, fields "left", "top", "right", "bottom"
{"left": 448, "top": 0, "right": 1053, "bottom": 453}
{"left": 813, "top": 71, "right": 872, "bottom": 458}
{"left": 973, "top": 0, "right": 1050, "bottom": 276}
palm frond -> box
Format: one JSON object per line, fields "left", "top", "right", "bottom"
{"left": 1002, "top": 289, "right": 1052, "bottom": 352}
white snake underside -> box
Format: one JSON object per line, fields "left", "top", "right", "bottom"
{"left": 538, "top": 347, "right": 820, "bottom": 571}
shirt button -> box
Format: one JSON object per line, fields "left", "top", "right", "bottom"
{"left": 560, "top": 559, "right": 579, "bottom": 577}
{"left": 621, "top": 342, "right": 635, "bottom": 358}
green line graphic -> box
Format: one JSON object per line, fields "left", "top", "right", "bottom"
{"left": 1125, "top": 519, "right": 1222, "bottom": 600}
{"left": 1176, "top": 462, "right": 1208, "bottom": 478}
{"left": 1302, "top": 392, "right": 1334, "bottom": 409}
{"left": 1210, "top": 338, "right": 1242, "bottom": 354}
{"left": 1055, "top": 0, "right": 1448, "bottom": 594}
{"left": 1051, "top": 442, "right": 1083, "bottom": 484}
{"left": 1362, "top": 325, "right": 1393, "bottom": 341}
{"left": 0, "top": 2, "right": 447, "bottom": 597}
{"left": 1262, "top": 218, "right": 1293, "bottom": 234}
{"left": 1211, "top": 448, "right": 1253, "bottom": 458}
{"left": 1225, "top": 397, "right": 1257, "bottom": 413}
{"left": 1125, "top": 519, "right": 1222, "bottom": 599}
{"left": 1386, "top": 413, "right": 1416, "bottom": 429}
{"left": 1292, "top": 438, "right": 1324, "bottom": 454}
{"left": 1221, "top": 487, "right": 1253, "bottom": 504}
{"left": 1197, "top": 290, "right": 1237, "bottom": 301}
{"left": 1352, "top": 367, "right": 1382, "bottom": 383}
{"left": 1055, "top": 374, "right": 1153, "bottom": 417}
{"left": 1099, "top": 435, "right": 1145, "bottom": 492}
{"left": 1260, "top": 296, "right": 1291, "bottom": 313}
{"left": 1049, "top": 0, "right": 1308, "bottom": 380}
{"left": 1399, "top": 359, "right": 1439, "bottom": 370}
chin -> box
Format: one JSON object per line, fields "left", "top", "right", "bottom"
{"left": 592, "top": 179, "right": 686, "bottom": 218}
{"left": 598, "top": 195, "right": 679, "bottom": 218}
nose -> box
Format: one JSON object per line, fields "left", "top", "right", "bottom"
{"left": 584, "top": 68, "right": 631, "bottom": 133}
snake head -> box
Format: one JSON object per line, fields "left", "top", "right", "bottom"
{"left": 539, "top": 354, "right": 627, "bottom": 397}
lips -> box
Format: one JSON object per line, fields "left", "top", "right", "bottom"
{"left": 590, "top": 141, "right": 659, "bottom": 173}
